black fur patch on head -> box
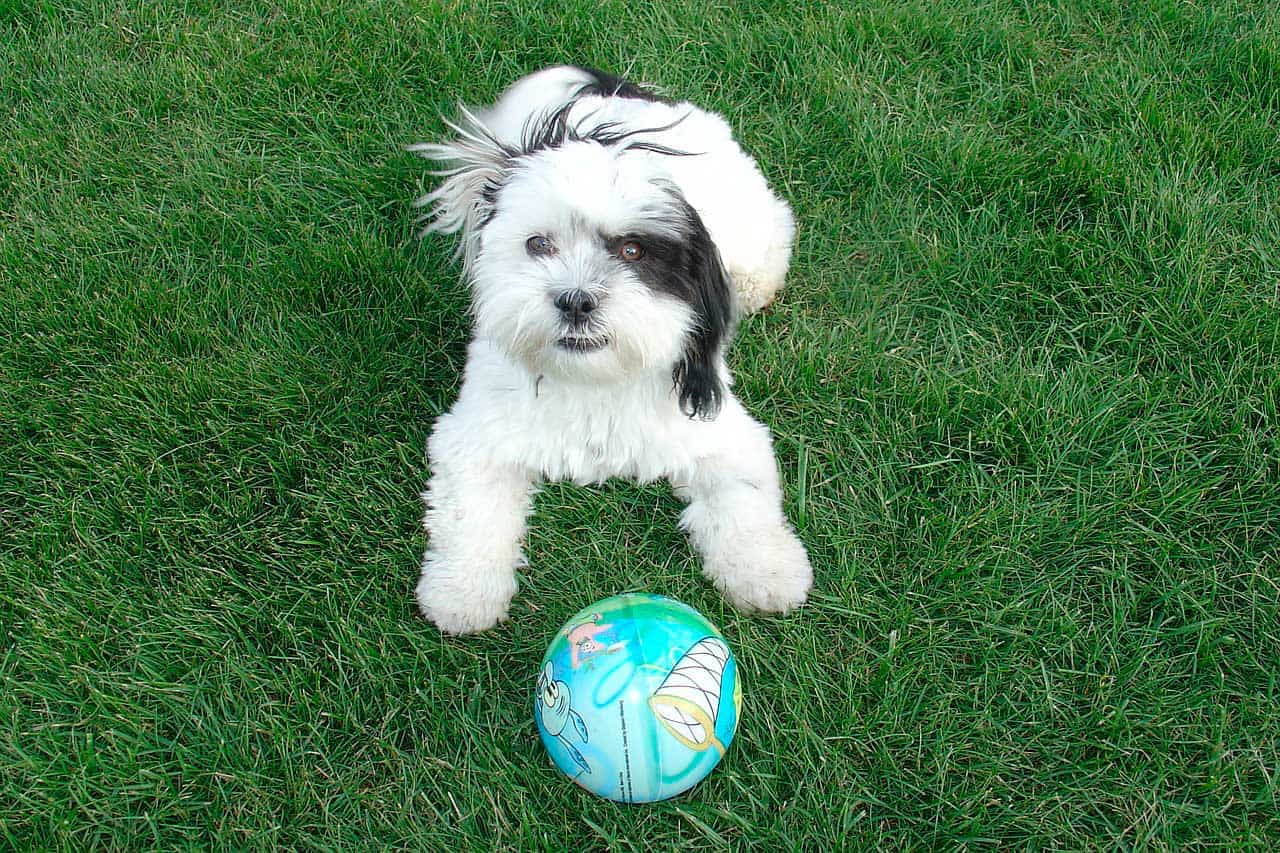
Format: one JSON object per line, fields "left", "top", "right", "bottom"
{"left": 570, "top": 66, "right": 670, "bottom": 103}
{"left": 607, "top": 192, "right": 734, "bottom": 419}
{"left": 520, "top": 101, "right": 695, "bottom": 159}
{"left": 477, "top": 179, "right": 505, "bottom": 228}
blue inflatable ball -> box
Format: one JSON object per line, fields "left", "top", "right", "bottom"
{"left": 534, "top": 593, "right": 741, "bottom": 802}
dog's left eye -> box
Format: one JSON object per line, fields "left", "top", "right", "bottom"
{"left": 618, "top": 241, "right": 645, "bottom": 262}
{"left": 526, "top": 235, "right": 556, "bottom": 257}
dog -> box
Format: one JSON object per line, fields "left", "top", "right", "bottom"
{"left": 409, "top": 66, "right": 811, "bottom": 634}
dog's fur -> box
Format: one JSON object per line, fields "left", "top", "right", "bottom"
{"left": 410, "top": 66, "right": 811, "bottom": 633}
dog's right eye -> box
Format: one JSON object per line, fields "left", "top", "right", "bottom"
{"left": 526, "top": 235, "right": 556, "bottom": 257}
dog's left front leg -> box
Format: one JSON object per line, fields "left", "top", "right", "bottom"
{"left": 675, "top": 416, "right": 813, "bottom": 614}
{"left": 417, "top": 419, "right": 535, "bottom": 634}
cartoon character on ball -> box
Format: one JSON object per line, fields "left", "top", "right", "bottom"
{"left": 536, "top": 662, "right": 591, "bottom": 775}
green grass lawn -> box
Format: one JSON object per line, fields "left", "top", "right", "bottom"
{"left": 4, "top": 0, "right": 1279, "bottom": 847}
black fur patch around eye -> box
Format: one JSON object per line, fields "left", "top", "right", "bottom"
{"left": 609, "top": 195, "right": 734, "bottom": 419}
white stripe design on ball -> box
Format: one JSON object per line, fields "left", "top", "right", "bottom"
{"left": 648, "top": 637, "right": 730, "bottom": 755}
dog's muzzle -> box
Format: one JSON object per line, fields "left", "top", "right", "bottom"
{"left": 553, "top": 289, "right": 608, "bottom": 352}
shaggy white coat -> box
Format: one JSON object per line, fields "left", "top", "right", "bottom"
{"left": 412, "top": 66, "right": 812, "bottom": 634}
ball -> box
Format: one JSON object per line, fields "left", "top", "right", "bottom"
{"left": 534, "top": 593, "right": 741, "bottom": 802}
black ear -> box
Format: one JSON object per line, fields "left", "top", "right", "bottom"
{"left": 670, "top": 202, "right": 735, "bottom": 420}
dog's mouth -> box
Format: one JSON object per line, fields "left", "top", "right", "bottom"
{"left": 555, "top": 336, "right": 609, "bottom": 353}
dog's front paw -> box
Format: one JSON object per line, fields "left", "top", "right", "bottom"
{"left": 703, "top": 526, "right": 812, "bottom": 614}
{"left": 416, "top": 550, "right": 518, "bottom": 634}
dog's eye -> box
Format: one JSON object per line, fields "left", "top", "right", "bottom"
{"left": 618, "top": 241, "right": 645, "bottom": 262}
{"left": 526, "top": 235, "right": 556, "bottom": 257}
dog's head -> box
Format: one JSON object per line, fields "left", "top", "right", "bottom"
{"left": 411, "top": 105, "right": 733, "bottom": 419}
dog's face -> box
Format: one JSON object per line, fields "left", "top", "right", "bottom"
{"left": 414, "top": 114, "right": 734, "bottom": 418}
{"left": 473, "top": 142, "right": 694, "bottom": 382}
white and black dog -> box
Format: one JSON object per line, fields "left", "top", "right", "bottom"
{"left": 410, "top": 66, "right": 811, "bottom": 634}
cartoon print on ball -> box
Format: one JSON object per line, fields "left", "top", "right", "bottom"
{"left": 647, "top": 636, "right": 731, "bottom": 755}
{"left": 535, "top": 662, "right": 590, "bottom": 774}
{"left": 534, "top": 594, "right": 741, "bottom": 802}
{"left": 562, "top": 612, "right": 628, "bottom": 669}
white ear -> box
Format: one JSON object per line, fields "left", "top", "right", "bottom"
{"left": 408, "top": 105, "right": 511, "bottom": 271}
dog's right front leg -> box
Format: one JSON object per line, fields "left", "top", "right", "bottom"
{"left": 417, "top": 421, "right": 535, "bottom": 634}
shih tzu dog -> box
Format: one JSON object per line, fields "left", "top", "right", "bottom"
{"left": 410, "top": 65, "right": 811, "bottom": 634}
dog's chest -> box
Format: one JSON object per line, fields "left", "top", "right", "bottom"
{"left": 518, "top": 385, "right": 699, "bottom": 486}
{"left": 529, "top": 403, "right": 675, "bottom": 485}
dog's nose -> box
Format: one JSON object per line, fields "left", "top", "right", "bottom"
{"left": 554, "top": 289, "right": 598, "bottom": 325}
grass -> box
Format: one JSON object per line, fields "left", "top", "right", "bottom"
{"left": 3, "top": 0, "right": 1279, "bottom": 847}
